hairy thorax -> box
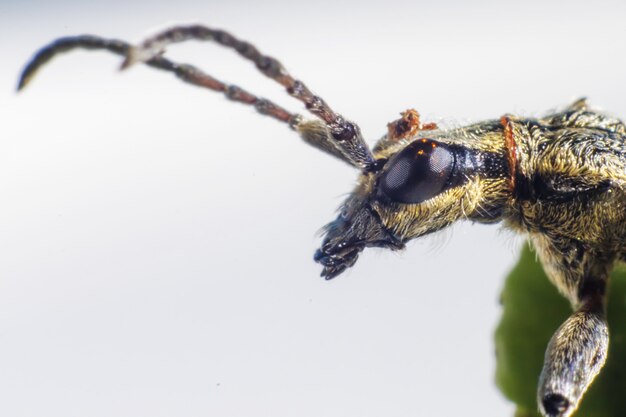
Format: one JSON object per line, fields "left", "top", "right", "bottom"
{"left": 503, "top": 107, "right": 626, "bottom": 302}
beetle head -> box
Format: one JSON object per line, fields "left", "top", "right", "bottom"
{"left": 315, "top": 124, "right": 511, "bottom": 279}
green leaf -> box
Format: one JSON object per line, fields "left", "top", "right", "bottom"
{"left": 495, "top": 245, "right": 626, "bottom": 417}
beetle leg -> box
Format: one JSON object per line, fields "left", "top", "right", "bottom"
{"left": 530, "top": 235, "right": 611, "bottom": 417}
{"left": 538, "top": 292, "right": 608, "bottom": 417}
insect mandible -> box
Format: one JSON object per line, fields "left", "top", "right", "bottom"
{"left": 18, "top": 24, "right": 626, "bottom": 417}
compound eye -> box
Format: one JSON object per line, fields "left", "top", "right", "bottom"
{"left": 379, "top": 139, "right": 455, "bottom": 204}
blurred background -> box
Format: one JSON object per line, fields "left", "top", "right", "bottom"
{"left": 2, "top": 0, "right": 626, "bottom": 416}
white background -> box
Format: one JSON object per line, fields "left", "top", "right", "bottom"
{"left": 2, "top": 1, "right": 626, "bottom": 416}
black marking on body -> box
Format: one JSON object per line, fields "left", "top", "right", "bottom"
{"left": 515, "top": 173, "right": 612, "bottom": 203}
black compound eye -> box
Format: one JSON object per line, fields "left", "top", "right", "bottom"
{"left": 379, "top": 139, "right": 455, "bottom": 204}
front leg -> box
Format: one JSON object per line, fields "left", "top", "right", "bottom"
{"left": 538, "top": 291, "right": 608, "bottom": 417}
{"left": 533, "top": 236, "right": 611, "bottom": 417}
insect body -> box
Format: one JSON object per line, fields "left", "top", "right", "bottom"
{"left": 18, "top": 25, "right": 626, "bottom": 417}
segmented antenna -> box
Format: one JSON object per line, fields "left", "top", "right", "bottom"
{"left": 17, "top": 35, "right": 300, "bottom": 127}
{"left": 121, "top": 25, "right": 375, "bottom": 169}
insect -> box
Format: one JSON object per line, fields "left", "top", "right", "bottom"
{"left": 18, "top": 24, "right": 626, "bottom": 417}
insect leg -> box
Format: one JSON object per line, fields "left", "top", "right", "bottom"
{"left": 537, "top": 271, "right": 609, "bottom": 417}
{"left": 122, "top": 25, "right": 376, "bottom": 170}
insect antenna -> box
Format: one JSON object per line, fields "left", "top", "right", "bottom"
{"left": 17, "top": 35, "right": 301, "bottom": 127}
{"left": 121, "top": 25, "right": 376, "bottom": 170}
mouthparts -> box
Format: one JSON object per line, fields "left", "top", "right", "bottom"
{"left": 313, "top": 203, "right": 404, "bottom": 280}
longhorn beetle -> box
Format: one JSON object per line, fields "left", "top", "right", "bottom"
{"left": 18, "top": 25, "right": 626, "bottom": 417}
